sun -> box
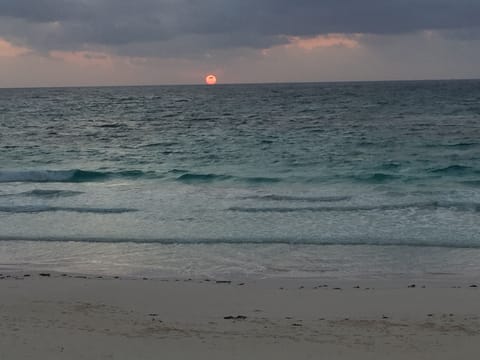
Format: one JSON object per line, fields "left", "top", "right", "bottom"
{"left": 205, "top": 74, "right": 217, "bottom": 85}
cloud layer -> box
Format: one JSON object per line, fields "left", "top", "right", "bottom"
{"left": 1, "top": 1, "right": 480, "bottom": 87}
{"left": 1, "top": 0, "right": 479, "bottom": 56}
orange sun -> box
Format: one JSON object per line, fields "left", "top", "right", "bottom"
{"left": 205, "top": 74, "right": 217, "bottom": 85}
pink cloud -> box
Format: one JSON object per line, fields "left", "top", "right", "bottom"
{"left": 286, "top": 34, "right": 361, "bottom": 51}
{"left": 0, "top": 38, "right": 30, "bottom": 57}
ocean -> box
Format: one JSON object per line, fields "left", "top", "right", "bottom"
{"left": 1, "top": 80, "right": 480, "bottom": 280}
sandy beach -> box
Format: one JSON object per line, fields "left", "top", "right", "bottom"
{"left": 1, "top": 272, "right": 479, "bottom": 359}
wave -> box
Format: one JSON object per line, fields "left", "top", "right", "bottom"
{"left": 177, "top": 173, "right": 233, "bottom": 182}
{"left": 2, "top": 167, "right": 478, "bottom": 186}
{"left": 139, "top": 141, "right": 179, "bottom": 148}
{"left": 430, "top": 165, "right": 477, "bottom": 175}
{"left": 460, "top": 180, "right": 480, "bottom": 187}
{"left": 425, "top": 142, "right": 479, "bottom": 149}
{"left": 0, "top": 169, "right": 282, "bottom": 185}
{"left": 377, "top": 162, "right": 402, "bottom": 170}
{"left": 228, "top": 201, "right": 480, "bottom": 213}
{"left": 0, "top": 169, "right": 147, "bottom": 183}
{"left": 444, "top": 142, "right": 479, "bottom": 148}
{"left": 0, "top": 205, "right": 137, "bottom": 214}
{"left": 1, "top": 236, "right": 480, "bottom": 249}
{"left": 96, "top": 123, "right": 127, "bottom": 129}
{"left": 347, "top": 167, "right": 480, "bottom": 183}
{"left": 175, "top": 172, "right": 281, "bottom": 184}
{"left": 244, "top": 177, "right": 281, "bottom": 184}
{"left": 352, "top": 173, "right": 402, "bottom": 183}
{"left": 20, "top": 189, "right": 84, "bottom": 198}
{"left": 240, "top": 194, "right": 352, "bottom": 202}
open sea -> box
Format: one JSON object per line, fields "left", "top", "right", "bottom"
{"left": 1, "top": 80, "right": 480, "bottom": 280}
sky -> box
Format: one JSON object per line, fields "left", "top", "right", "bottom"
{"left": 0, "top": 0, "right": 480, "bottom": 87}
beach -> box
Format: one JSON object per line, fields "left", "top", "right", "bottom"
{"left": 1, "top": 272, "right": 479, "bottom": 359}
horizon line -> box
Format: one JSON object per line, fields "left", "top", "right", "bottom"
{"left": 1, "top": 77, "right": 479, "bottom": 90}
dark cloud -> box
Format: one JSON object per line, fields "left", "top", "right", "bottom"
{"left": 1, "top": 0, "right": 479, "bottom": 56}
{"left": 0, "top": 0, "right": 85, "bottom": 22}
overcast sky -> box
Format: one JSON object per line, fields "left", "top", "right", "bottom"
{"left": 1, "top": 0, "right": 480, "bottom": 87}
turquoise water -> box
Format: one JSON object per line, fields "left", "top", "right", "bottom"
{"left": 1, "top": 81, "right": 480, "bottom": 278}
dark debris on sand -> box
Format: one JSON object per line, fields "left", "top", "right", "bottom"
{"left": 224, "top": 315, "right": 247, "bottom": 320}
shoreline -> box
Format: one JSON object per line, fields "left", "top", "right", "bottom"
{"left": 2, "top": 268, "right": 480, "bottom": 287}
{"left": 2, "top": 240, "right": 480, "bottom": 283}
{"left": 1, "top": 271, "right": 480, "bottom": 359}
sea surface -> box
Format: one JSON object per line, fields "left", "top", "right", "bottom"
{"left": 1, "top": 80, "right": 480, "bottom": 280}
